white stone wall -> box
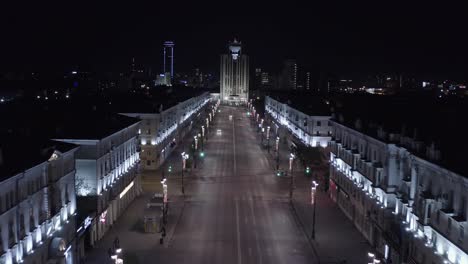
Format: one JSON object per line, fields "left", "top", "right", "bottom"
{"left": 330, "top": 118, "right": 468, "bottom": 264}
{"left": 122, "top": 92, "right": 211, "bottom": 171}
{"left": 0, "top": 147, "right": 78, "bottom": 264}
{"left": 265, "top": 96, "right": 332, "bottom": 147}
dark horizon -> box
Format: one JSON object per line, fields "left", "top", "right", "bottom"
{"left": 2, "top": 2, "right": 467, "bottom": 79}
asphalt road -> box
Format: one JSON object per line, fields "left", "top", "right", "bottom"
{"left": 157, "top": 105, "right": 317, "bottom": 264}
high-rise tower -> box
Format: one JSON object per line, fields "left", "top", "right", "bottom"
{"left": 163, "top": 41, "right": 174, "bottom": 79}
{"left": 220, "top": 39, "right": 249, "bottom": 104}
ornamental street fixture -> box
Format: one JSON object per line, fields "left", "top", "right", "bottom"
{"left": 289, "top": 153, "right": 295, "bottom": 201}
{"left": 275, "top": 136, "right": 280, "bottom": 170}
{"left": 181, "top": 152, "right": 189, "bottom": 194}
{"left": 311, "top": 180, "right": 319, "bottom": 239}
{"left": 202, "top": 126, "right": 205, "bottom": 138}
{"left": 194, "top": 136, "right": 198, "bottom": 150}
{"left": 306, "top": 166, "right": 311, "bottom": 175}
{"left": 256, "top": 114, "right": 259, "bottom": 122}
{"left": 198, "top": 133, "right": 204, "bottom": 151}
{"left": 266, "top": 126, "right": 271, "bottom": 152}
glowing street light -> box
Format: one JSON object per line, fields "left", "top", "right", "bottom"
{"left": 181, "top": 152, "right": 189, "bottom": 194}
{"left": 289, "top": 153, "right": 295, "bottom": 201}
{"left": 368, "top": 252, "right": 380, "bottom": 264}
{"left": 311, "top": 180, "right": 319, "bottom": 239}
{"left": 275, "top": 136, "right": 280, "bottom": 170}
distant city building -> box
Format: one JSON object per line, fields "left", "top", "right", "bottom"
{"left": 305, "top": 72, "right": 311, "bottom": 90}
{"left": 280, "top": 59, "right": 297, "bottom": 90}
{"left": 220, "top": 39, "right": 249, "bottom": 103}
{"left": 163, "top": 41, "right": 175, "bottom": 81}
{"left": 155, "top": 73, "right": 171, "bottom": 87}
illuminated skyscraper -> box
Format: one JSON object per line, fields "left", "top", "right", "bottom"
{"left": 280, "top": 59, "right": 297, "bottom": 90}
{"left": 305, "top": 72, "right": 311, "bottom": 90}
{"left": 220, "top": 39, "right": 249, "bottom": 103}
{"left": 163, "top": 41, "right": 174, "bottom": 80}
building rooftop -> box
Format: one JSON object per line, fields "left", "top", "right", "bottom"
{"left": 267, "top": 92, "right": 332, "bottom": 116}
{"left": 0, "top": 94, "right": 141, "bottom": 141}
{"left": 0, "top": 136, "right": 77, "bottom": 181}
{"left": 330, "top": 94, "right": 468, "bottom": 177}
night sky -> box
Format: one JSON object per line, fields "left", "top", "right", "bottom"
{"left": 2, "top": 2, "right": 467, "bottom": 78}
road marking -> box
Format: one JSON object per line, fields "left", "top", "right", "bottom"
{"left": 236, "top": 199, "right": 242, "bottom": 264}
{"left": 249, "top": 196, "right": 263, "bottom": 264}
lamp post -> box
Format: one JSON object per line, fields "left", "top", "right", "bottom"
{"left": 261, "top": 127, "right": 265, "bottom": 144}
{"left": 289, "top": 153, "right": 295, "bottom": 201}
{"left": 161, "top": 178, "right": 168, "bottom": 222}
{"left": 311, "top": 180, "right": 319, "bottom": 239}
{"left": 266, "top": 126, "right": 270, "bottom": 152}
{"left": 198, "top": 133, "right": 203, "bottom": 151}
{"left": 181, "top": 152, "right": 189, "bottom": 195}
{"left": 193, "top": 136, "right": 198, "bottom": 168}
{"left": 275, "top": 137, "right": 280, "bottom": 170}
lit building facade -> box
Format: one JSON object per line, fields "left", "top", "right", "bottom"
{"left": 122, "top": 92, "right": 210, "bottom": 171}
{"left": 54, "top": 116, "right": 141, "bottom": 254}
{"left": 265, "top": 96, "right": 332, "bottom": 148}
{"left": 0, "top": 140, "right": 78, "bottom": 264}
{"left": 220, "top": 40, "right": 249, "bottom": 104}
{"left": 280, "top": 59, "right": 297, "bottom": 91}
{"left": 163, "top": 41, "right": 174, "bottom": 82}
{"left": 329, "top": 118, "right": 468, "bottom": 264}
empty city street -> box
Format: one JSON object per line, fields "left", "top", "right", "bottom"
{"left": 154, "top": 105, "right": 316, "bottom": 264}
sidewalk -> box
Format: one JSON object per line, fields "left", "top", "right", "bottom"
{"left": 83, "top": 193, "right": 184, "bottom": 264}
{"left": 251, "top": 113, "right": 371, "bottom": 264}
{"left": 84, "top": 106, "right": 214, "bottom": 264}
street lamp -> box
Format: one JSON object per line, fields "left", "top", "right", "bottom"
{"left": 289, "top": 153, "right": 295, "bottom": 201}
{"left": 311, "top": 180, "right": 319, "bottom": 239}
{"left": 266, "top": 126, "right": 270, "bottom": 152}
{"left": 181, "top": 152, "right": 189, "bottom": 195}
{"left": 161, "top": 178, "right": 168, "bottom": 223}
{"left": 261, "top": 127, "right": 265, "bottom": 144}
{"left": 193, "top": 136, "right": 198, "bottom": 168}
{"left": 275, "top": 137, "right": 280, "bottom": 170}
